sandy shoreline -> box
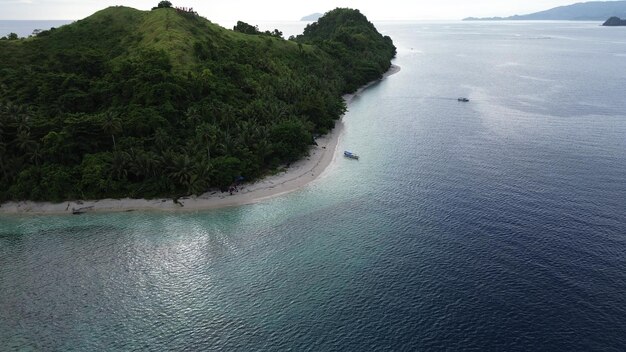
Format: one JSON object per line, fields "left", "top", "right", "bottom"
{"left": 0, "top": 65, "right": 400, "bottom": 215}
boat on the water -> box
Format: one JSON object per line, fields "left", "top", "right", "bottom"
{"left": 344, "top": 151, "right": 359, "bottom": 160}
{"left": 458, "top": 97, "right": 469, "bottom": 102}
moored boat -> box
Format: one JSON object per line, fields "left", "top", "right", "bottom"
{"left": 72, "top": 206, "right": 94, "bottom": 215}
{"left": 458, "top": 97, "right": 469, "bottom": 102}
{"left": 344, "top": 151, "right": 359, "bottom": 159}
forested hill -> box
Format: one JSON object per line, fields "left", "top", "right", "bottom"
{"left": 603, "top": 16, "right": 626, "bottom": 25}
{"left": 0, "top": 5, "right": 396, "bottom": 202}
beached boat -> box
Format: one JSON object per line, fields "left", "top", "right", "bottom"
{"left": 344, "top": 151, "right": 359, "bottom": 160}
{"left": 458, "top": 97, "right": 469, "bottom": 102}
{"left": 72, "top": 206, "right": 94, "bottom": 215}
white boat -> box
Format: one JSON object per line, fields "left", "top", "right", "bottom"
{"left": 344, "top": 151, "right": 359, "bottom": 159}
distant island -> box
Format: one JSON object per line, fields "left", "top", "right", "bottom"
{"left": 464, "top": 0, "right": 626, "bottom": 21}
{"left": 0, "top": 3, "right": 396, "bottom": 203}
{"left": 603, "top": 16, "right": 626, "bottom": 25}
{"left": 301, "top": 13, "right": 323, "bottom": 21}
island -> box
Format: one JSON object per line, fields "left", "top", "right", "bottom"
{"left": 0, "top": 3, "right": 396, "bottom": 211}
{"left": 464, "top": 0, "right": 626, "bottom": 21}
{"left": 301, "top": 13, "right": 323, "bottom": 21}
{"left": 603, "top": 16, "right": 626, "bottom": 25}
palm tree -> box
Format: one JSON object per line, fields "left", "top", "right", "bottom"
{"left": 2, "top": 102, "right": 31, "bottom": 133}
{"left": 267, "top": 101, "right": 289, "bottom": 121}
{"left": 129, "top": 149, "right": 161, "bottom": 179}
{"left": 218, "top": 132, "right": 237, "bottom": 156}
{"left": 185, "top": 106, "right": 202, "bottom": 127}
{"left": 14, "top": 130, "right": 36, "bottom": 153}
{"left": 195, "top": 123, "right": 217, "bottom": 161}
{"left": 101, "top": 111, "right": 122, "bottom": 149}
{"left": 0, "top": 115, "right": 6, "bottom": 143}
{"left": 187, "top": 163, "right": 210, "bottom": 195}
{"left": 254, "top": 139, "right": 273, "bottom": 165}
{"left": 219, "top": 105, "right": 237, "bottom": 136}
{"left": 110, "top": 150, "right": 129, "bottom": 180}
{"left": 0, "top": 101, "right": 7, "bottom": 127}
{"left": 14, "top": 108, "right": 32, "bottom": 133}
{"left": 236, "top": 120, "right": 256, "bottom": 146}
{"left": 167, "top": 153, "right": 195, "bottom": 188}
{"left": 0, "top": 153, "right": 11, "bottom": 180}
{"left": 153, "top": 128, "right": 170, "bottom": 152}
{"left": 28, "top": 143, "right": 43, "bottom": 166}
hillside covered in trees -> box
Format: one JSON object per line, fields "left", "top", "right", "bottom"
{"left": 603, "top": 16, "right": 626, "bottom": 25}
{"left": 0, "top": 5, "right": 395, "bottom": 201}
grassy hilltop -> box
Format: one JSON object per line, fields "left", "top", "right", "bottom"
{"left": 0, "top": 5, "right": 395, "bottom": 201}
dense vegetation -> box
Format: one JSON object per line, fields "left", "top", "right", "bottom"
{"left": 0, "top": 5, "right": 395, "bottom": 202}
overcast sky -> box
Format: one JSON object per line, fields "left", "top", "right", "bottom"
{"left": 0, "top": 0, "right": 607, "bottom": 21}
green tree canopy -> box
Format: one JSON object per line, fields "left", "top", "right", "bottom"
{"left": 157, "top": 1, "right": 172, "bottom": 8}
{"left": 233, "top": 21, "right": 260, "bottom": 35}
{"left": 0, "top": 6, "right": 395, "bottom": 201}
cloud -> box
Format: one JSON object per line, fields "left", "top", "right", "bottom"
{"left": 0, "top": 0, "right": 33, "bottom": 3}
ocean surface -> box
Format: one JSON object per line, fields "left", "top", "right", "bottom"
{"left": 2, "top": 21, "right": 626, "bottom": 351}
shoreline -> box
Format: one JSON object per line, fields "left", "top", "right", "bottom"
{"left": 0, "top": 65, "right": 400, "bottom": 215}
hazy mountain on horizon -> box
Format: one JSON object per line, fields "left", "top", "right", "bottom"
{"left": 464, "top": 0, "right": 626, "bottom": 21}
{"left": 301, "top": 13, "right": 323, "bottom": 21}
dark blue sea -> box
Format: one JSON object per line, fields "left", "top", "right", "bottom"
{"left": 1, "top": 21, "right": 626, "bottom": 351}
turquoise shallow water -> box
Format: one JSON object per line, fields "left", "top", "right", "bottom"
{"left": 2, "top": 21, "right": 626, "bottom": 350}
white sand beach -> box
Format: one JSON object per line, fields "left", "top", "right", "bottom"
{"left": 0, "top": 65, "right": 400, "bottom": 215}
